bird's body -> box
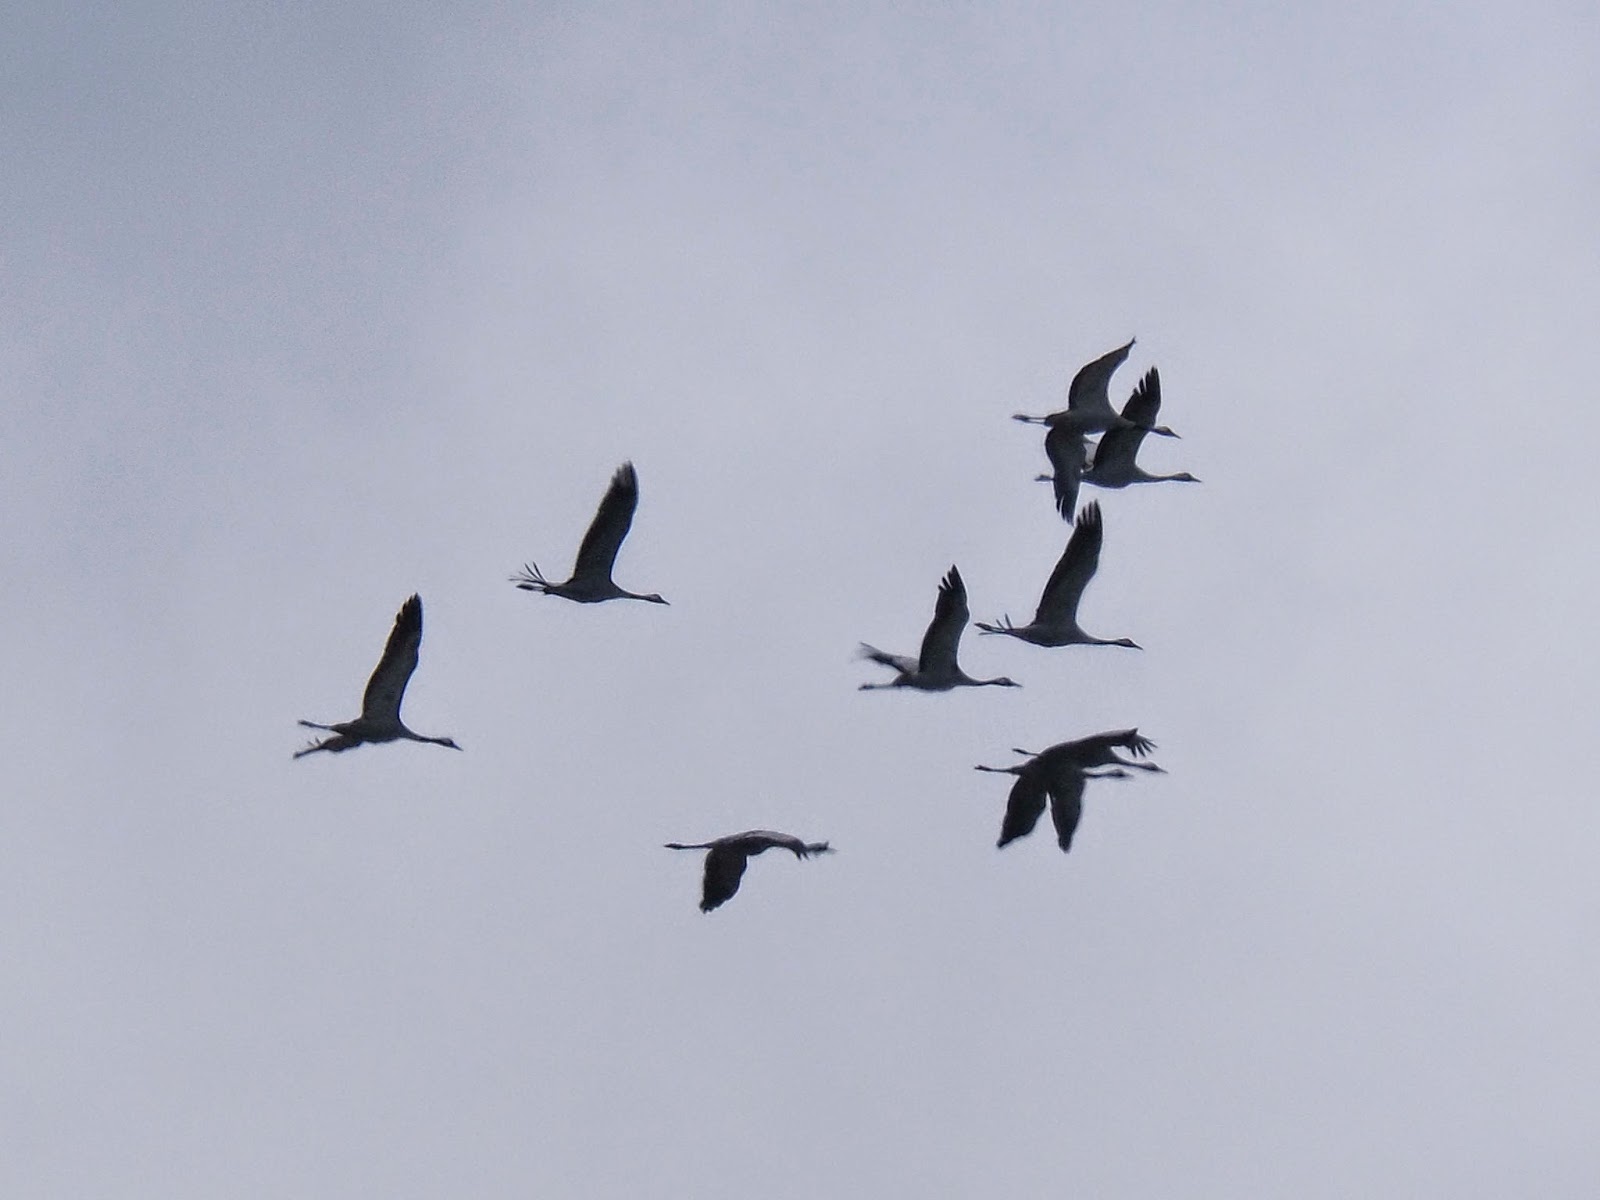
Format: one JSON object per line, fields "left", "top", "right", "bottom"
{"left": 975, "top": 730, "right": 1162, "bottom": 852}
{"left": 975, "top": 502, "right": 1139, "bottom": 648}
{"left": 511, "top": 462, "right": 668, "bottom": 604}
{"left": 665, "top": 830, "right": 833, "bottom": 912}
{"left": 1083, "top": 369, "right": 1199, "bottom": 489}
{"left": 1012, "top": 338, "right": 1179, "bottom": 439}
{"left": 294, "top": 595, "right": 462, "bottom": 759}
{"left": 859, "top": 566, "right": 1020, "bottom": 692}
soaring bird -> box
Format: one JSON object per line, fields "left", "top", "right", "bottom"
{"left": 858, "top": 566, "right": 1020, "bottom": 691}
{"left": 294, "top": 595, "right": 462, "bottom": 759}
{"left": 975, "top": 501, "right": 1140, "bottom": 649}
{"left": 975, "top": 730, "right": 1163, "bottom": 852}
{"left": 665, "top": 831, "right": 833, "bottom": 912}
{"left": 511, "top": 462, "right": 668, "bottom": 604}
{"left": 1083, "top": 369, "right": 1199, "bottom": 488}
{"left": 1012, "top": 338, "right": 1179, "bottom": 439}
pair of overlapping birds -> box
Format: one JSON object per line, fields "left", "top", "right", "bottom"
{"left": 294, "top": 340, "right": 1197, "bottom": 911}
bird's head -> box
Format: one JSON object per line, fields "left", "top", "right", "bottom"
{"left": 1111, "top": 637, "right": 1142, "bottom": 649}
{"left": 643, "top": 593, "right": 669, "bottom": 605}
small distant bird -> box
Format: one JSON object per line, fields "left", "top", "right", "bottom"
{"left": 1012, "top": 338, "right": 1179, "bottom": 439}
{"left": 975, "top": 501, "right": 1140, "bottom": 649}
{"left": 665, "top": 830, "right": 834, "bottom": 912}
{"left": 859, "top": 566, "right": 1020, "bottom": 691}
{"left": 511, "top": 462, "right": 668, "bottom": 604}
{"left": 294, "top": 595, "right": 462, "bottom": 759}
{"left": 975, "top": 730, "right": 1162, "bottom": 851}
{"left": 1083, "top": 369, "right": 1199, "bottom": 488}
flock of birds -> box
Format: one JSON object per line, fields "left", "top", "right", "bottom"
{"left": 294, "top": 338, "right": 1197, "bottom": 911}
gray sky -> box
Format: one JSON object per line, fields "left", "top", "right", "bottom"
{"left": 6, "top": 3, "right": 1599, "bottom": 1196}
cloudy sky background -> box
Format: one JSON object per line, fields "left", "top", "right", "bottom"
{"left": 6, "top": 3, "right": 1599, "bottom": 1195}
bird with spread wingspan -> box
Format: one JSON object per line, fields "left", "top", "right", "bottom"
{"left": 975, "top": 501, "right": 1139, "bottom": 649}
{"left": 511, "top": 461, "right": 668, "bottom": 604}
{"left": 975, "top": 730, "right": 1162, "bottom": 852}
{"left": 858, "top": 566, "right": 1020, "bottom": 691}
{"left": 294, "top": 595, "right": 462, "bottom": 759}
{"left": 665, "top": 831, "right": 834, "bottom": 912}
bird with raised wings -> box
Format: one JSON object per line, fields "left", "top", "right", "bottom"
{"left": 858, "top": 566, "right": 1020, "bottom": 691}
{"left": 294, "top": 595, "right": 462, "bottom": 759}
{"left": 975, "top": 501, "right": 1139, "bottom": 649}
{"left": 665, "top": 831, "right": 834, "bottom": 912}
{"left": 1012, "top": 338, "right": 1179, "bottom": 438}
{"left": 1082, "top": 369, "right": 1199, "bottom": 489}
{"left": 510, "top": 461, "right": 668, "bottom": 604}
{"left": 975, "top": 730, "right": 1162, "bottom": 852}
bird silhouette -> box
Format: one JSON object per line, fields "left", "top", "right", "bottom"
{"left": 665, "top": 831, "right": 833, "bottom": 911}
{"left": 975, "top": 501, "right": 1139, "bottom": 648}
{"left": 859, "top": 566, "right": 1020, "bottom": 691}
{"left": 294, "top": 595, "right": 461, "bottom": 759}
{"left": 1082, "top": 369, "right": 1199, "bottom": 488}
{"left": 1012, "top": 338, "right": 1179, "bottom": 438}
{"left": 511, "top": 462, "right": 668, "bottom": 604}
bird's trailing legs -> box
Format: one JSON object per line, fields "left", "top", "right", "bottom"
{"left": 509, "top": 561, "right": 552, "bottom": 592}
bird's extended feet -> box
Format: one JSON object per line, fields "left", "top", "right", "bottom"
{"left": 509, "top": 562, "right": 551, "bottom": 592}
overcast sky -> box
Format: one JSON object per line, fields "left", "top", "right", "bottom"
{"left": 6, "top": 3, "right": 1599, "bottom": 1196}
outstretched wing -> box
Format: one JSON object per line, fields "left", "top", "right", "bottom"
{"left": 1062, "top": 728, "right": 1157, "bottom": 762}
{"left": 1035, "top": 501, "right": 1104, "bottom": 624}
{"left": 360, "top": 595, "right": 422, "bottom": 722}
{"left": 998, "top": 769, "right": 1049, "bottom": 847}
{"left": 918, "top": 566, "right": 969, "bottom": 675}
{"left": 700, "top": 843, "right": 751, "bottom": 912}
{"left": 1047, "top": 770, "right": 1088, "bottom": 852}
{"left": 1066, "top": 338, "right": 1135, "bottom": 415}
{"left": 1043, "top": 424, "right": 1086, "bottom": 519}
{"left": 1093, "top": 368, "right": 1161, "bottom": 473}
{"left": 572, "top": 462, "right": 640, "bottom": 583}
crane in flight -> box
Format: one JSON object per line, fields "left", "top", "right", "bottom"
{"left": 511, "top": 462, "right": 669, "bottom": 604}
{"left": 975, "top": 501, "right": 1140, "bottom": 649}
{"left": 858, "top": 566, "right": 1020, "bottom": 691}
{"left": 665, "top": 830, "right": 834, "bottom": 912}
{"left": 1012, "top": 338, "right": 1179, "bottom": 438}
{"left": 294, "top": 595, "right": 462, "bottom": 759}
{"left": 975, "top": 730, "right": 1162, "bottom": 852}
{"left": 1083, "top": 369, "right": 1199, "bottom": 489}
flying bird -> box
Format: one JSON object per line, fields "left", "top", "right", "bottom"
{"left": 859, "top": 566, "right": 1020, "bottom": 691}
{"left": 975, "top": 730, "right": 1163, "bottom": 852}
{"left": 1012, "top": 338, "right": 1179, "bottom": 439}
{"left": 1041, "top": 422, "right": 1090, "bottom": 519}
{"left": 1082, "top": 369, "right": 1199, "bottom": 489}
{"left": 294, "top": 595, "right": 462, "bottom": 759}
{"left": 510, "top": 462, "right": 668, "bottom": 604}
{"left": 665, "top": 830, "right": 834, "bottom": 912}
{"left": 975, "top": 502, "right": 1139, "bottom": 649}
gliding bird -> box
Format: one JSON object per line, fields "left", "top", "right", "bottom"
{"left": 859, "top": 566, "right": 1020, "bottom": 691}
{"left": 975, "top": 730, "right": 1163, "bottom": 852}
{"left": 511, "top": 462, "right": 668, "bottom": 604}
{"left": 975, "top": 501, "right": 1140, "bottom": 649}
{"left": 294, "top": 594, "right": 462, "bottom": 758}
{"left": 664, "top": 830, "right": 834, "bottom": 912}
